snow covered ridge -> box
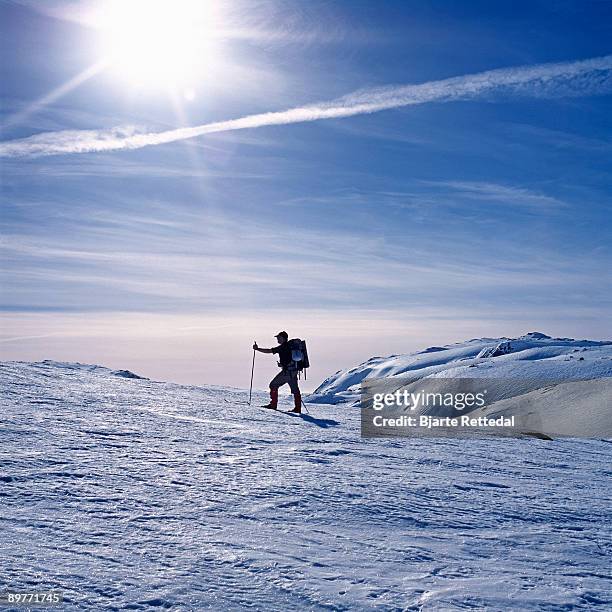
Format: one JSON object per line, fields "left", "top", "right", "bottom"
{"left": 310, "top": 332, "right": 612, "bottom": 405}
{"left": 10, "top": 359, "right": 148, "bottom": 380}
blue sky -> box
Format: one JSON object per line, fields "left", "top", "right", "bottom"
{"left": 1, "top": 0, "right": 611, "bottom": 389}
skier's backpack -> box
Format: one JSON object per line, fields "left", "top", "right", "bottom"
{"left": 288, "top": 338, "right": 310, "bottom": 378}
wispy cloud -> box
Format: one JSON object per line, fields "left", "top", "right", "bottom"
{"left": 2, "top": 55, "right": 611, "bottom": 158}
{"left": 278, "top": 182, "right": 569, "bottom": 211}
{"left": 421, "top": 181, "right": 568, "bottom": 209}
{"left": 504, "top": 123, "right": 612, "bottom": 151}
{"left": 1, "top": 210, "right": 605, "bottom": 309}
{"left": 0, "top": 157, "right": 273, "bottom": 180}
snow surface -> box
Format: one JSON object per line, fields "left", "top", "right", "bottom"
{"left": 2, "top": 357, "right": 612, "bottom": 610}
{"left": 469, "top": 378, "right": 612, "bottom": 438}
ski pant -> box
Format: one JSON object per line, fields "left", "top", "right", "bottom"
{"left": 270, "top": 368, "right": 300, "bottom": 394}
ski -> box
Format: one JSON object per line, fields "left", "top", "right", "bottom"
{"left": 256, "top": 405, "right": 304, "bottom": 415}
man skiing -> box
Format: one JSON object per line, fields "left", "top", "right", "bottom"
{"left": 253, "top": 331, "right": 302, "bottom": 413}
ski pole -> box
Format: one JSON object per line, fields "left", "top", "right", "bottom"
{"left": 248, "top": 342, "right": 256, "bottom": 405}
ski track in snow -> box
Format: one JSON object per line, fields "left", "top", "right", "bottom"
{"left": 1, "top": 360, "right": 611, "bottom": 610}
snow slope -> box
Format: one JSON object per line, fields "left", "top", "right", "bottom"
{"left": 310, "top": 332, "right": 612, "bottom": 405}
{"left": 2, "top": 359, "right": 612, "bottom": 610}
{"left": 469, "top": 378, "right": 612, "bottom": 438}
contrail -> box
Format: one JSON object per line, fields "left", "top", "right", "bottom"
{"left": 1, "top": 55, "right": 611, "bottom": 158}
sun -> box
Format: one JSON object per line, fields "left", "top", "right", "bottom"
{"left": 98, "top": 0, "right": 221, "bottom": 89}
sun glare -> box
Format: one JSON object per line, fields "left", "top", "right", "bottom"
{"left": 99, "top": 0, "right": 220, "bottom": 89}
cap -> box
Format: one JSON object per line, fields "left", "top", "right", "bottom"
{"left": 274, "top": 331, "right": 288, "bottom": 340}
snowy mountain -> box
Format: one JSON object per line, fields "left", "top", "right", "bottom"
{"left": 310, "top": 332, "right": 612, "bottom": 406}
{"left": 1, "top": 356, "right": 612, "bottom": 609}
